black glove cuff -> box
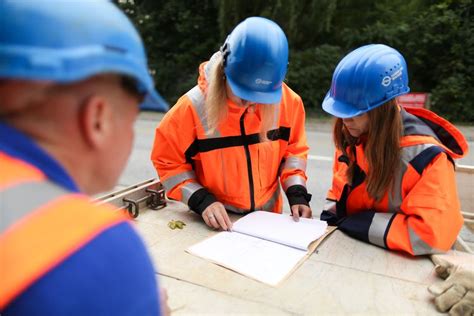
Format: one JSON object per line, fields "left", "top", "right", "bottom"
{"left": 188, "top": 188, "right": 218, "bottom": 215}
{"left": 338, "top": 211, "right": 376, "bottom": 243}
{"left": 285, "top": 185, "right": 311, "bottom": 207}
{"left": 320, "top": 210, "right": 341, "bottom": 226}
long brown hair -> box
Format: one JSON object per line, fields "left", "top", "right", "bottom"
{"left": 205, "top": 53, "right": 276, "bottom": 141}
{"left": 333, "top": 99, "right": 402, "bottom": 201}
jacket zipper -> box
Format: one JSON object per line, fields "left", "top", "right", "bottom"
{"left": 240, "top": 108, "right": 255, "bottom": 211}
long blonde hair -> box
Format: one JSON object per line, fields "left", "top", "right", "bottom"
{"left": 205, "top": 53, "right": 277, "bottom": 141}
{"left": 333, "top": 99, "right": 402, "bottom": 201}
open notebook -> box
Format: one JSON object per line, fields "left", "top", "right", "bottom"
{"left": 187, "top": 211, "right": 334, "bottom": 286}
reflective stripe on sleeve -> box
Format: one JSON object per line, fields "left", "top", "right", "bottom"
{"left": 368, "top": 213, "right": 395, "bottom": 248}
{"left": 282, "top": 175, "right": 306, "bottom": 191}
{"left": 282, "top": 156, "right": 307, "bottom": 172}
{"left": 408, "top": 226, "right": 443, "bottom": 255}
{"left": 162, "top": 170, "right": 196, "bottom": 191}
{"left": 181, "top": 181, "right": 204, "bottom": 204}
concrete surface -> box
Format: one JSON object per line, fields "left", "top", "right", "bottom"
{"left": 133, "top": 201, "right": 442, "bottom": 315}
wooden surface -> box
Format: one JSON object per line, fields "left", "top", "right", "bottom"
{"left": 133, "top": 200, "right": 441, "bottom": 315}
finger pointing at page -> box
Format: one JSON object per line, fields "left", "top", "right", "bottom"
{"left": 215, "top": 203, "right": 232, "bottom": 231}
{"left": 291, "top": 205, "right": 300, "bottom": 222}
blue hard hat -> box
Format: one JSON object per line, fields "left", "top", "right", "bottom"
{"left": 222, "top": 17, "right": 288, "bottom": 104}
{"left": 322, "top": 44, "right": 409, "bottom": 118}
{"left": 0, "top": 0, "right": 167, "bottom": 111}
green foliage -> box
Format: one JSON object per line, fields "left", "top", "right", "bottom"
{"left": 431, "top": 74, "right": 473, "bottom": 122}
{"left": 118, "top": 0, "right": 473, "bottom": 122}
{"left": 120, "top": 0, "right": 219, "bottom": 102}
{"left": 286, "top": 45, "right": 343, "bottom": 112}
{"left": 406, "top": 1, "right": 474, "bottom": 121}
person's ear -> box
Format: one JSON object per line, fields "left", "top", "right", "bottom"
{"left": 80, "top": 95, "right": 114, "bottom": 149}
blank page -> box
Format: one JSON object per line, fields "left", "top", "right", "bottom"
{"left": 232, "top": 211, "right": 328, "bottom": 250}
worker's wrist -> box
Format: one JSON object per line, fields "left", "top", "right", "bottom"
{"left": 285, "top": 185, "right": 311, "bottom": 207}
{"left": 188, "top": 188, "right": 218, "bottom": 215}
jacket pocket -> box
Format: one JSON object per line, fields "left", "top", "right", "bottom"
{"left": 256, "top": 141, "right": 281, "bottom": 189}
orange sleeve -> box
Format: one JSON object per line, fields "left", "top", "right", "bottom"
{"left": 387, "top": 153, "right": 464, "bottom": 255}
{"left": 150, "top": 96, "right": 202, "bottom": 202}
{"left": 279, "top": 93, "right": 309, "bottom": 190}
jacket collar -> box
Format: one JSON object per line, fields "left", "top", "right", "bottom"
{"left": 0, "top": 121, "right": 79, "bottom": 192}
{"left": 401, "top": 107, "right": 468, "bottom": 158}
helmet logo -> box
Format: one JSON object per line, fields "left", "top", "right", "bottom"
{"left": 381, "top": 76, "right": 391, "bottom": 87}
{"left": 381, "top": 67, "right": 403, "bottom": 87}
{"left": 255, "top": 78, "right": 272, "bottom": 85}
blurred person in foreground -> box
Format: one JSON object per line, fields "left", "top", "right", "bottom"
{"left": 0, "top": 1, "right": 169, "bottom": 315}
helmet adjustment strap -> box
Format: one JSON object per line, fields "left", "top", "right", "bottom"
{"left": 220, "top": 42, "right": 230, "bottom": 67}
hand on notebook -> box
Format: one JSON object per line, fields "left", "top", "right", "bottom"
{"left": 202, "top": 202, "right": 233, "bottom": 231}
{"left": 291, "top": 204, "right": 312, "bottom": 222}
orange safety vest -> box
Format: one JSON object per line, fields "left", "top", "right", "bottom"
{"left": 324, "top": 107, "right": 468, "bottom": 255}
{"left": 0, "top": 152, "right": 128, "bottom": 309}
{"left": 151, "top": 54, "right": 309, "bottom": 214}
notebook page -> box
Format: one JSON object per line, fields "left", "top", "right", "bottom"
{"left": 187, "top": 231, "right": 307, "bottom": 286}
{"left": 232, "top": 211, "right": 328, "bottom": 250}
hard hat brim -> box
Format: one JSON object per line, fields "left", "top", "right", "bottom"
{"left": 226, "top": 75, "right": 282, "bottom": 105}
{"left": 322, "top": 92, "right": 367, "bottom": 118}
{"left": 322, "top": 88, "right": 410, "bottom": 118}
{"left": 140, "top": 89, "right": 169, "bottom": 112}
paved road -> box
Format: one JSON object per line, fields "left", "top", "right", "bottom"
{"left": 117, "top": 111, "right": 474, "bottom": 216}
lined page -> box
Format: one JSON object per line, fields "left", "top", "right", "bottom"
{"left": 187, "top": 231, "right": 307, "bottom": 286}
{"left": 232, "top": 211, "right": 327, "bottom": 250}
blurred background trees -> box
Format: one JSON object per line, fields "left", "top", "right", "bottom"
{"left": 119, "top": 0, "right": 473, "bottom": 122}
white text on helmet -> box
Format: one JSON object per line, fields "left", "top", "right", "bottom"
{"left": 381, "top": 67, "right": 404, "bottom": 87}
{"left": 255, "top": 78, "right": 272, "bottom": 85}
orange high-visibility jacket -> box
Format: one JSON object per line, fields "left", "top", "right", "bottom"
{"left": 322, "top": 107, "right": 468, "bottom": 255}
{"left": 0, "top": 152, "right": 128, "bottom": 309}
{"left": 151, "top": 55, "right": 310, "bottom": 214}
